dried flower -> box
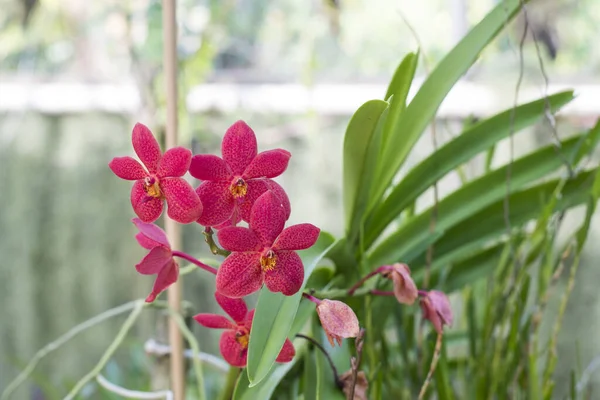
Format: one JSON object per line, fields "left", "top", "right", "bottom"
{"left": 316, "top": 299, "right": 360, "bottom": 347}
{"left": 215, "top": 191, "right": 320, "bottom": 298}
{"left": 420, "top": 290, "right": 453, "bottom": 334}
{"left": 339, "top": 370, "right": 369, "bottom": 400}
{"left": 382, "top": 263, "right": 418, "bottom": 305}
{"left": 189, "top": 120, "right": 291, "bottom": 227}
{"left": 133, "top": 218, "right": 178, "bottom": 302}
{"left": 194, "top": 292, "right": 295, "bottom": 367}
{"left": 109, "top": 123, "right": 202, "bottom": 223}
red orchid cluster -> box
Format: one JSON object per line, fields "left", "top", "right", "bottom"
{"left": 110, "top": 120, "right": 320, "bottom": 367}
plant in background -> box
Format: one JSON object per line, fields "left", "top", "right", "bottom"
{"left": 4, "top": 1, "right": 600, "bottom": 399}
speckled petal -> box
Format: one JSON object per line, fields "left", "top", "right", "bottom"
{"left": 132, "top": 123, "right": 162, "bottom": 174}
{"left": 275, "top": 338, "right": 296, "bottom": 363}
{"left": 217, "top": 227, "right": 262, "bottom": 252}
{"left": 109, "top": 156, "right": 147, "bottom": 180}
{"left": 273, "top": 224, "right": 320, "bottom": 251}
{"left": 193, "top": 313, "right": 236, "bottom": 329}
{"left": 189, "top": 154, "right": 231, "bottom": 181}
{"left": 131, "top": 180, "right": 164, "bottom": 223}
{"left": 196, "top": 181, "right": 235, "bottom": 227}
{"left": 215, "top": 292, "right": 249, "bottom": 323}
{"left": 216, "top": 252, "right": 263, "bottom": 298}
{"left": 145, "top": 259, "right": 178, "bottom": 303}
{"left": 221, "top": 120, "right": 257, "bottom": 175}
{"left": 390, "top": 264, "right": 418, "bottom": 305}
{"left": 243, "top": 149, "right": 291, "bottom": 179}
{"left": 250, "top": 191, "right": 286, "bottom": 247}
{"left": 219, "top": 330, "right": 248, "bottom": 367}
{"left": 132, "top": 218, "right": 170, "bottom": 248}
{"left": 265, "top": 180, "right": 291, "bottom": 220}
{"left": 136, "top": 246, "right": 172, "bottom": 275}
{"left": 316, "top": 299, "right": 360, "bottom": 347}
{"left": 428, "top": 290, "right": 453, "bottom": 326}
{"left": 161, "top": 177, "right": 203, "bottom": 224}
{"left": 264, "top": 250, "right": 304, "bottom": 296}
{"left": 157, "top": 147, "right": 192, "bottom": 178}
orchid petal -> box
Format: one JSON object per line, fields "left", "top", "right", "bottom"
{"left": 135, "top": 246, "right": 172, "bottom": 275}
{"left": 264, "top": 250, "right": 304, "bottom": 296}
{"left": 273, "top": 224, "right": 320, "bottom": 251}
{"left": 109, "top": 157, "right": 147, "bottom": 180}
{"left": 193, "top": 313, "right": 236, "bottom": 329}
{"left": 217, "top": 227, "right": 262, "bottom": 252}
{"left": 275, "top": 338, "right": 296, "bottom": 363}
{"left": 216, "top": 252, "right": 263, "bottom": 298}
{"left": 243, "top": 149, "right": 291, "bottom": 179}
{"left": 131, "top": 180, "right": 164, "bottom": 223}
{"left": 221, "top": 120, "right": 257, "bottom": 175}
{"left": 157, "top": 147, "right": 192, "bottom": 178}
{"left": 250, "top": 191, "right": 286, "bottom": 247}
{"left": 161, "top": 177, "right": 203, "bottom": 224}
{"left": 215, "top": 292, "right": 249, "bottom": 323}
{"left": 132, "top": 123, "right": 161, "bottom": 174}
{"left": 145, "top": 260, "right": 178, "bottom": 303}
{"left": 189, "top": 154, "right": 231, "bottom": 181}
{"left": 219, "top": 330, "right": 248, "bottom": 367}
{"left": 196, "top": 181, "right": 235, "bottom": 227}
{"left": 132, "top": 218, "right": 170, "bottom": 248}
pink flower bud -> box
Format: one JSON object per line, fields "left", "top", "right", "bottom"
{"left": 384, "top": 263, "right": 418, "bottom": 305}
{"left": 316, "top": 299, "right": 360, "bottom": 347}
{"left": 419, "top": 290, "right": 453, "bottom": 334}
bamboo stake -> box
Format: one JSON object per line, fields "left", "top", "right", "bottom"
{"left": 161, "top": 1, "right": 185, "bottom": 399}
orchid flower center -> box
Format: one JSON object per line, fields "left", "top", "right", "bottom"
{"left": 230, "top": 177, "right": 248, "bottom": 198}
{"left": 143, "top": 176, "right": 162, "bottom": 198}
{"left": 235, "top": 328, "right": 249, "bottom": 349}
{"left": 260, "top": 249, "right": 277, "bottom": 272}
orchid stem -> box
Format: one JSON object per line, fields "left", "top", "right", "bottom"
{"left": 418, "top": 332, "right": 443, "bottom": 400}
{"left": 296, "top": 334, "right": 342, "bottom": 388}
{"left": 219, "top": 367, "right": 240, "bottom": 400}
{"left": 302, "top": 293, "right": 322, "bottom": 305}
{"left": 370, "top": 290, "right": 394, "bottom": 296}
{"left": 349, "top": 328, "right": 366, "bottom": 400}
{"left": 203, "top": 227, "right": 231, "bottom": 257}
{"left": 172, "top": 251, "right": 218, "bottom": 275}
{"left": 348, "top": 267, "right": 385, "bottom": 295}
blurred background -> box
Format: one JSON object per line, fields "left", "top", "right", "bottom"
{"left": 1, "top": 0, "right": 600, "bottom": 398}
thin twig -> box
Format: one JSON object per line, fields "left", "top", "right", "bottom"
{"left": 349, "top": 328, "right": 366, "bottom": 399}
{"left": 203, "top": 227, "right": 231, "bottom": 257}
{"left": 0, "top": 300, "right": 143, "bottom": 400}
{"left": 296, "top": 334, "right": 342, "bottom": 387}
{"left": 417, "top": 332, "right": 443, "bottom": 400}
{"left": 97, "top": 374, "right": 173, "bottom": 399}
{"left": 64, "top": 300, "right": 146, "bottom": 400}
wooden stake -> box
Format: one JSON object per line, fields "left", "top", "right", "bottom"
{"left": 162, "top": 0, "right": 185, "bottom": 398}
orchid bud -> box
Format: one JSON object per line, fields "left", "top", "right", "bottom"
{"left": 316, "top": 299, "right": 360, "bottom": 347}
{"left": 420, "top": 290, "right": 453, "bottom": 334}
{"left": 386, "top": 263, "right": 418, "bottom": 305}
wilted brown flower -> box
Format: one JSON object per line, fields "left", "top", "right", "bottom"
{"left": 339, "top": 370, "right": 369, "bottom": 400}
{"left": 316, "top": 299, "right": 360, "bottom": 346}
{"left": 384, "top": 263, "right": 418, "bottom": 305}
{"left": 420, "top": 290, "right": 453, "bottom": 334}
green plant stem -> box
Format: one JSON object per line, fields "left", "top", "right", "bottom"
{"left": 164, "top": 306, "right": 206, "bottom": 400}
{"left": 64, "top": 300, "right": 146, "bottom": 400}
{"left": 418, "top": 332, "right": 443, "bottom": 400}
{"left": 203, "top": 227, "right": 231, "bottom": 257}
{"left": 219, "top": 367, "right": 240, "bottom": 400}
{"left": 0, "top": 299, "right": 143, "bottom": 400}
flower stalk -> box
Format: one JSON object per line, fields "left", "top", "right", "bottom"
{"left": 203, "top": 227, "right": 231, "bottom": 257}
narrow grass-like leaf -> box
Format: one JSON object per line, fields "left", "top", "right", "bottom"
{"left": 368, "top": 133, "right": 591, "bottom": 267}
{"left": 364, "top": 91, "right": 575, "bottom": 247}
{"left": 370, "top": 0, "right": 531, "bottom": 207}
{"left": 246, "top": 232, "right": 336, "bottom": 386}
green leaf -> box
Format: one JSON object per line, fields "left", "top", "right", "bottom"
{"left": 246, "top": 232, "right": 336, "bottom": 386}
{"left": 342, "top": 100, "right": 388, "bottom": 231}
{"left": 409, "top": 169, "right": 598, "bottom": 269}
{"left": 370, "top": 0, "right": 531, "bottom": 208}
{"left": 364, "top": 91, "right": 575, "bottom": 247}
{"left": 304, "top": 350, "right": 318, "bottom": 400}
{"left": 368, "top": 132, "right": 591, "bottom": 267}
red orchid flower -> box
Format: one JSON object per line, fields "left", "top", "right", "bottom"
{"left": 109, "top": 123, "right": 203, "bottom": 224}
{"left": 194, "top": 292, "right": 295, "bottom": 367}
{"left": 420, "top": 290, "right": 453, "bottom": 334}
{"left": 215, "top": 191, "right": 320, "bottom": 298}
{"left": 133, "top": 218, "right": 178, "bottom": 303}
{"left": 188, "top": 120, "right": 291, "bottom": 227}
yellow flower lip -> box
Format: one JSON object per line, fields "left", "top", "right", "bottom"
{"left": 230, "top": 177, "right": 248, "bottom": 198}
{"left": 144, "top": 176, "right": 162, "bottom": 198}
{"left": 260, "top": 249, "right": 277, "bottom": 272}
{"left": 235, "top": 329, "right": 249, "bottom": 349}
